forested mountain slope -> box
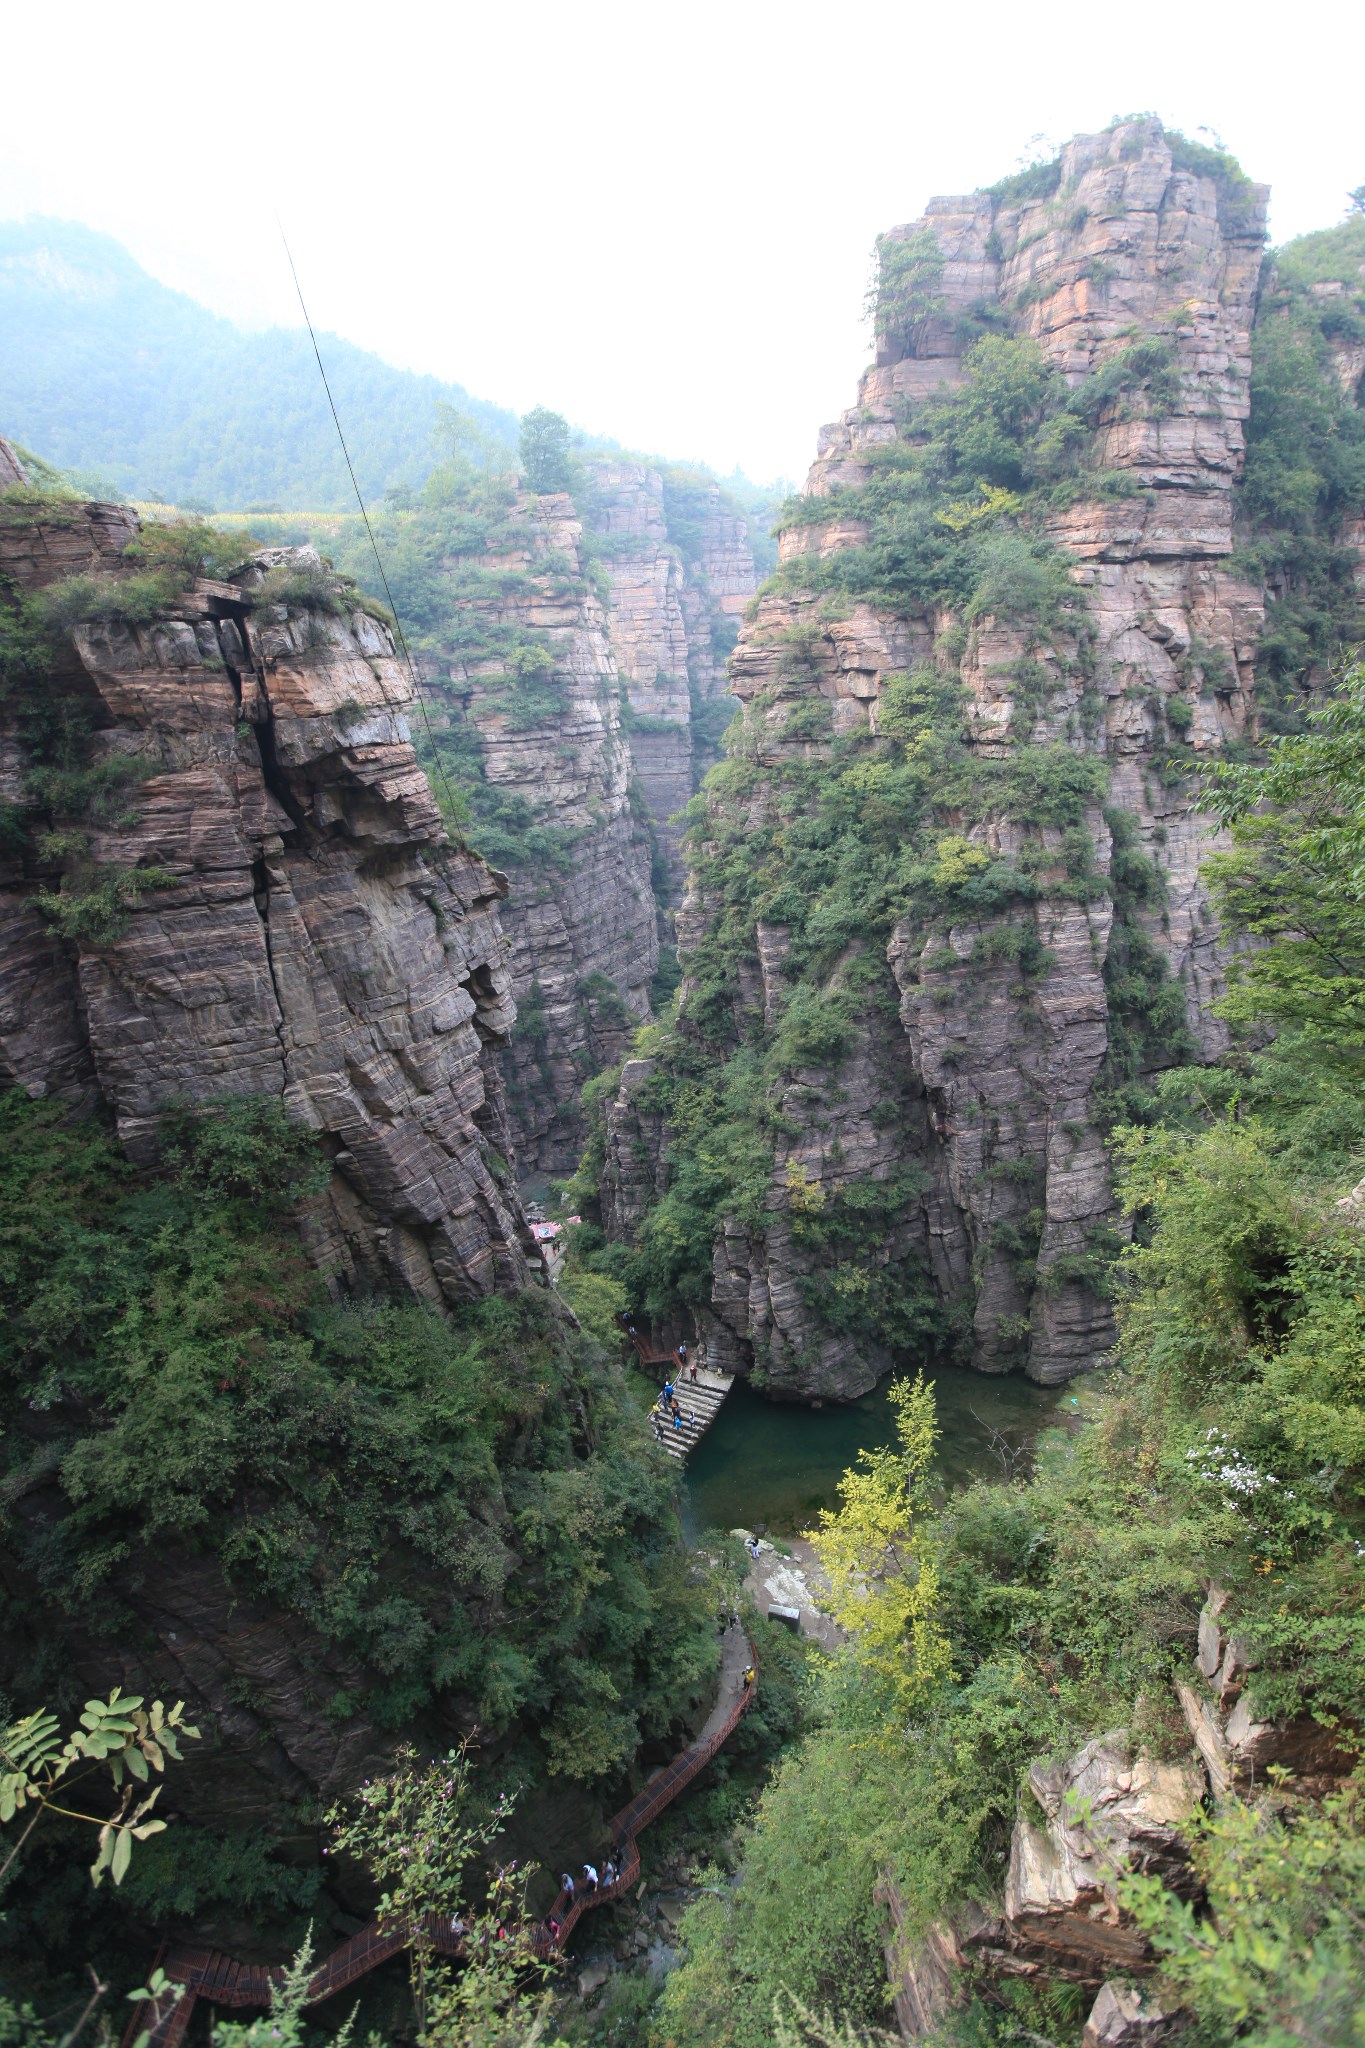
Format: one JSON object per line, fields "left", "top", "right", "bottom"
{"left": 649, "top": 124, "right": 1365, "bottom": 2048}
{"left": 0, "top": 465, "right": 722, "bottom": 2000}
{"left": 0, "top": 217, "right": 519, "bottom": 508}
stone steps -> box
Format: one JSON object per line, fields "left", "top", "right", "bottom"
{"left": 649, "top": 1369, "right": 734, "bottom": 1460}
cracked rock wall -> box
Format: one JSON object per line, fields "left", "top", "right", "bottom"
{"left": 0, "top": 502, "right": 535, "bottom": 1305}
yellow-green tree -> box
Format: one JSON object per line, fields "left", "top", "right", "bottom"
{"left": 811, "top": 1375, "right": 950, "bottom": 1713}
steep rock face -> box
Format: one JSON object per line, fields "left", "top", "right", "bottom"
{"left": 605, "top": 120, "right": 1270, "bottom": 1394}
{"left": 419, "top": 490, "right": 659, "bottom": 1174}
{"left": 0, "top": 502, "right": 534, "bottom": 1304}
{"left": 591, "top": 462, "right": 757, "bottom": 893}
{"left": 591, "top": 463, "right": 695, "bottom": 890}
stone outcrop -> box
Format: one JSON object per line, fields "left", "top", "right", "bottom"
{"left": 605, "top": 118, "right": 1273, "bottom": 1393}
{"left": 1177, "top": 1585, "right": 1358, "bottom": 1795}
{"left": 0, "top": 496, "right": 534, "bottom": 1305}
{"left": 590, "top": 464, "right": 694, "bottom": 889}
{"left": 1081, "top": 1982, "right": 1185, "bottom": 2048}
{"left": 599, "top": 1056, "right": 671, "bottom": 1242}
{"left": 418, "top": 471, "right": 758, "bottom": 1175}
{"left": 877, "top": 1725, "right": 1203, "bottom": 2042}
{"left": 419, "top": 490, "right": 659, "bottom": 1174}
{"left": 1003, "top": 1735, "right": 1203, "bottom": 1976}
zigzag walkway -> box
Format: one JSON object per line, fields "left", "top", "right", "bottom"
{"left": 124, "top": 1627, "right": 755, "bottom": 2048}
{"left": 618, "top": 1315, "right": 734, "bottom": 1461}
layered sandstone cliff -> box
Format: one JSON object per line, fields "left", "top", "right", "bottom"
{"left": 411, "top": 470, "right": 757, "bottom": 1175}
{"left": 602, "top": 119, "right": 1271, "bottom": 1394}
{"left": 416, "top": 488, "right": 660, "bottom": 1175}
{"left": 589, "top": 462, "right": 757, "bottom": 892}
{"left": 0, "top": 481, "right": 535, "bottom": 1304}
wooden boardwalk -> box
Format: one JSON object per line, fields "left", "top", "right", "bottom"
{"left": 123, "top": 1629, "right": 756, "bottom": 2048}
{"left": 619, "top": 1317, "right": 734, "bottom": 1461}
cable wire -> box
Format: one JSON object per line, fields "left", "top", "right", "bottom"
{"left": 275, "top": 218, "right": 465, "bottom": 837}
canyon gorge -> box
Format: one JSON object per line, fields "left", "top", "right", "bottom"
{"left": 2, "top": 105, "right": 1364, "bottom": 2048}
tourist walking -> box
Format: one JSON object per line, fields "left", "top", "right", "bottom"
{"left": 583, "top": 1861, "right": 598, "bottom": 1894}
{"left": 561, "top": 1871, "right": 575, "bottom": 1904}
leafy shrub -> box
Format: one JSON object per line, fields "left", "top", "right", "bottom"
{"left": 29, "top": 863, "right": 179, "bottom": 943}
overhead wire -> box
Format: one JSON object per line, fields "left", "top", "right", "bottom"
{"left": 275, "top": 217, "right": 466, "bottom": 838}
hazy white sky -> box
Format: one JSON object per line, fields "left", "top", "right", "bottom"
{"left": 4, "top": 0, "right": 1361, "bottom": 483}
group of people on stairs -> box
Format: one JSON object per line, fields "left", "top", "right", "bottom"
{"left": 543, "top": 1849, "right": 628, "bottom": 1944}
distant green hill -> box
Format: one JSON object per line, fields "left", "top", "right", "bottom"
{"left": 0, "top": 217, "right": 520, "bottom": 510}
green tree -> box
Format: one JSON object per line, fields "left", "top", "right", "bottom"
{"left": 865, "top": 230, "right": 945, "bottom": 356}
{"left": 518, "top": 408, "right": 575, "bottom": 495}
{"left": 811, "top": 1375, "right": 950, "bottom": 1714}
{"left": 1203, "top": 661, "right": 1365, "bottom": 1038}
{"left": 324, "top": 1741, "right": 547, "bottom": 2038}
{"left": 1124, "top": 1788, "right": 1365, "bottom": 2047}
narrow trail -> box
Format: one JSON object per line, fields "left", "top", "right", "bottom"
{"left": 124, "top": 1626, "right": 756, "bottom": 2048}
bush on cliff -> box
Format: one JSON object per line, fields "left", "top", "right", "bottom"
{"left": 0, "top": 1091, "right": 716, "bottom": 1766}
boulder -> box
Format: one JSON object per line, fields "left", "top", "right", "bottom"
{"left": 1003, "top": 1736, "right": 1203, "bottom": 1975}
{"left": 1082, "top": 1981, "right": 1185, "bottom": 2047}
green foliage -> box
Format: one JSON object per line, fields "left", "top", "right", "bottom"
{"left": 1164, "top": 129, "right": 1264, "bottom": 235}
{"left": 36, "top": 571, "right": 186, "bottom": 631}
{"left": 29, "top": 864, "right": 179, "bottom": 944}
{"left": 984, "top": 155, "right": 1062, "bottom": 207}
{"left": 1235, "top": 223, "right": 1365, "bottom": 714}
{"left": 865, "top": 230, "right": 945, "bottom": 356}
{"left": 771, "top": 331, "right": 1154, "bottom": 624}
{"left": 1202, "top": 664, "right": 1365, "bottom": 1040}
{"left": 519, "top": 407, "right": 577, "bottom": 495}
{"left": 0, "top": 1094, "right": 717, "bottom": 1782}
{"left": 157, "top": 1094, "right": 333, "bottom": 1207}
{"left": 325, "top": 1739, "right": 532, "bottom": 2034}
{"left": 813, "top": 1377, "right": 950, "bottom": 1712}
{"left": 246, "top": 557, "right": 356, "bottom": 615}
{"left": 1, "top": 1692, "right": 199, "bottom": 1890}
{"left": 1125, "top": 1787, "right": 1365, "bottom": 2047}
{"left": 122, "top": 516, "right": 251, "bottom": 583}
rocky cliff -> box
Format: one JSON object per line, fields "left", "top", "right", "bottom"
{"left": 589, "top": 462, "right": 757, "bottom": 892}
{"left": 0, "top": 471, "right": 535, "bottom": 1305}
{"left": 412, "top": 486, "right": 660, "bottom": 1175}
{"left": 600, "top": 119, "right": 1277, "bottom": 1395}
{"left": 397, "top": 465, "right": 758, "bottom": 1177}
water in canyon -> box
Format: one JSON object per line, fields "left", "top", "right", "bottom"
{"left": 680, "top": 1364, "right": 1073, "bottom": 1537}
